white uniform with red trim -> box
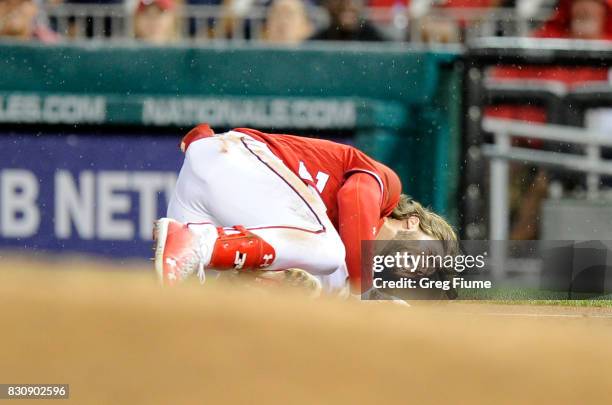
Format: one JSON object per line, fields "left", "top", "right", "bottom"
{"left": 168, "top": 130, "right": 349, "bottom": 290}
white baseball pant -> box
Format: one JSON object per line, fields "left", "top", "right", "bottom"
{"left": 167, "top": 131, "right": 349, "bottom": 292}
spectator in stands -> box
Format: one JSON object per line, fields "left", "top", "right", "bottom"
{"left": 265, "top": 0, "right": 313, "bottom": 43}
{"left": 489, "top": 0, "right": 612, "bottom": 122}
{"left": 492, "top": 0, "right": 612, "bottom": 87}
{"left": 488, "top": 0, "right": 612, "bottom": 240}
{"left": 133, "top": 0, "right": 178, "bottom": 44}
{"left": 542, "top": 0, "right": 612, "bottom": 40}
{"left": 310, "top": 0, "right": 388, "bottom": 41}
{"left": 418, "top": 15, "right": 460, "bottom": 43}
{"left": 416, "top": 0, "right": 502, "bottom": 43}
{"left": 0, "top": 0, "right": 59, "bottom": 42}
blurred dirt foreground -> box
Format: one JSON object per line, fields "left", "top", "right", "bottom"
{"left": 1, "top": 255, "right": 611, "bottom": 405}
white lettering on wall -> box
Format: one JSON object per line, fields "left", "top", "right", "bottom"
{"left": 97, "top": 171, "right": 133, "bottom": 240}
{"left": 1, "top": 169, "right": 177, "bottom": 241}
{"left": 142, "top": 97, "right": 357, "bottom": 129}
{"left": 55, "top": 170, "right": 95, "bottom": 239}
{"left": 1, "top": 169, "right": 40, "bottom": 237}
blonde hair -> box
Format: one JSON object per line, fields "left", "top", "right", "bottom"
{"left": 391, "top": 194, "right": 458, "bottom": 252}
{"left": 388, "top": 195, "right": 459, "bottom": 299}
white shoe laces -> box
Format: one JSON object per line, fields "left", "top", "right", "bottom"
{"left": 195, "top": 235, "right": 211, "bottom": 284}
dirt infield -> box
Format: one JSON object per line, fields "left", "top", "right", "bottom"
{"left": 1, "top": 255, "right": 612, "bottom": 404}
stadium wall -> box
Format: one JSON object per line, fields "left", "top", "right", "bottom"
{"left": 0, "top": 41, "right": 461, "bottom": 258}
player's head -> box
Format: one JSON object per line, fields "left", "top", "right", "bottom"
{"left": 376, "top": 195, "right": 459, "bottom": 300}
{"left": 378, "top": 194, "right": 457, "bottom": 244}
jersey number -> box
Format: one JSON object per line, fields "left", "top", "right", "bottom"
{"left": 298, "top": 161, "right": 329, "bottom": 193}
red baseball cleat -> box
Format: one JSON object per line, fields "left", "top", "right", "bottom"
{"left": 153, "top": 218, "right": 215, "bottom": 286}
{"left": 153, "top": 218, "right": 278, "bottom": 286}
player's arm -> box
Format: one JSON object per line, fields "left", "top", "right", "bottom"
{"left": 337, "top": 172, "right": 382, "bottom": 294}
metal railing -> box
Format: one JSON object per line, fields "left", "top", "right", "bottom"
{"left": 482, "top": 118, "right": 612, "bottom": 241}
{"left": 47, "top": 4, "right": 129, "bottom": 40}
{"left": 407, "top": 6, "right": 553, "bottom": 43}
{"left": 461, "top": 38, "right": 612, "bottom": 240}
{"left": 46, "top": 3, "right": 276, "bottom": 41}
{"left": 178, "top": 5, "right": 270, "bottom": 41}
{"left": 43, "top": 2, "right": 555, "bottom": 42}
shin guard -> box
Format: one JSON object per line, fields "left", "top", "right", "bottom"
{"left": 210, "top": 226, "right": 276, "bottom": 270}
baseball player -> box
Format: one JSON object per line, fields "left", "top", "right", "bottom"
{"left": 154, "top": 124, "right": 456, "bottom": 295}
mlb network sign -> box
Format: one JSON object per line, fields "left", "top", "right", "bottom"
{"left": 0, "top": 133, "right": 183, "bottom": 258}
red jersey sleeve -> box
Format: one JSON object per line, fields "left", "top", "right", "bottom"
{"left": 337, "top": 172, "right": 381, "bottom": 293}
